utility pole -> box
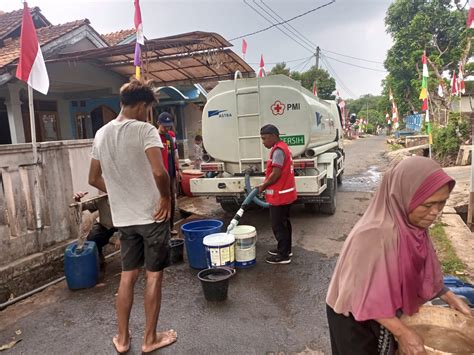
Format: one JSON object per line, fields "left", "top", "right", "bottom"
{"left": 315, "top": 46, "right": 320, "bottom": 69}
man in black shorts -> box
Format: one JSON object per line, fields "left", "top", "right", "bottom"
{"left": 88, "top": 79, "right": 177, "bottom": 353}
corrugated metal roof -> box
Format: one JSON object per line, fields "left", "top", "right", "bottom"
{"left": 48, "top": 31, "right": 255, "bottom": 85}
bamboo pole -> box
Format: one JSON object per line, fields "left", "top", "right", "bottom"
{"left": 28, "top": 85, "right": 42, "bottom": 230}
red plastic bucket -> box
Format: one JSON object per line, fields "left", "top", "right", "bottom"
{"left": 181, "top": 169, "right": 204, "bottom": 197}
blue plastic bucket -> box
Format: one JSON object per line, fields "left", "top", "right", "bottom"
{"left": 181, "top": 219, "right": 223, "bottom": 269}
{"left": 203, "top": 233, "right": 235, "bottom": 268}
{"left": 64, "top": 241, "right": 99, "bottom": 290}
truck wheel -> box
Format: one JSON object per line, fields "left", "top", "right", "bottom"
{"left": 320, "top": 168, "right": 337, "bottom": 215}
{"left": 220, "top": 202, "right": 239, "bottom": 213}
{"left": 337, "top": 170, "right": 343, "bottom": 185}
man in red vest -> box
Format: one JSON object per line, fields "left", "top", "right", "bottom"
{"left": 258, "top": 124, "right": 297, "bottom": 264}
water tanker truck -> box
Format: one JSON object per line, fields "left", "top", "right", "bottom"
{"left": 190, "top": 73, "right": 344, "bottom": 214}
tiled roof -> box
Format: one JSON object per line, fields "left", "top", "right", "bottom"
{"left": 0, "top": 20, "right": 88, "bottom": 70}
{"left": 0, "top": 7, "right": 48, "bottom": 40}
{"left": 102, "top": 29, "right": 135, "bottom": 46}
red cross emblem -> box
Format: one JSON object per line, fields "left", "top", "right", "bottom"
{"left": 271, "top": 100, "right": 285, "bottom": 116}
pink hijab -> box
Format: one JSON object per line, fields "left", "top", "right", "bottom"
{"left": 326, "top": 157, "right": 455, "bottom": 321}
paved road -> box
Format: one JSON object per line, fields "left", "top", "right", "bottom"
{"left": 0, "top": 136, "right": 388, "bottom": 355}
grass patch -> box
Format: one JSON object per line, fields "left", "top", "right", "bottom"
{"left": 389, "top": 143, "right": 403, "bottom": 151}
{"left": 430, "top": 222, "right": 467, "bottom": 279}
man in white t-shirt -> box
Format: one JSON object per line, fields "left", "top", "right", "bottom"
{"left": 88, "top": 80, "right": 177, "bottom": 353}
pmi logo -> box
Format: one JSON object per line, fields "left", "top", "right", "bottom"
{"left": 270, "top": 100, "right": 301, "bottom": 116}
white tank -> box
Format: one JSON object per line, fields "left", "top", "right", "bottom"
{"left": 202, "top": 74, "right": 342, "bottom": 164}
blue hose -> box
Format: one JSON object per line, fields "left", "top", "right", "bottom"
{"left": 242, "top": 187, "right": 259, "bottom": 206}
{"left": 245, "top": 173, "right": 270, "bottom": 208}
{"left": 226, "top": 181, "right": 269, "bottom": 233}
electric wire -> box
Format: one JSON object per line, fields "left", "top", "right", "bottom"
{"left": 229, "top": 0, "right": 335, "bottom": 42}
{"left": 242, "top": 0, "right": 315, "bottom": 54}
{"left": 322, "top": 53, "right": 388, "bottom": 73}
{"left": 320, "top": 55, "right": 357, "bottom": 98}
{"left": 320, "top": 48, "right": 385, "bottom": 65}
{"left": 256, "top": 0, "right": 317, "bottom": 51}
{"left": 247, "top": 56, "right": 311, "bottom": 65}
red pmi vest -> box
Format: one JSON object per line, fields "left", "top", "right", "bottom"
{"left": 265, "top": 141, "right": 297, "bottom": 206}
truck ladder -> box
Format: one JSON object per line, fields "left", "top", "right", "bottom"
{"left": 234, "top": 71, "right": 266, "bottom": 173}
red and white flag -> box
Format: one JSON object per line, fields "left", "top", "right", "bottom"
{"left": 16, "top": 2, "right": 49, "bottom": 95}
{"left": 451, "top": 71, "right": 458, "bottom": 96}
{"left": 242, "top": 39, "right": 247, "bottom": 59}
{"left": 313, "top": 81, "right": 318, "bottom": 97}
{"left": 458, "top": 63, "right": 466, "bottom": 94}
{"left": 134, "top": 0, "right": 144, "bottom": 45}
{"left": 258, "top": 54, "right": 265, "bottom": 77}
{"left": 468, "top": 0, "right": 474, "bottom": 28}
{"left": 437, "top": 82, "right": 444, "bottom": 97}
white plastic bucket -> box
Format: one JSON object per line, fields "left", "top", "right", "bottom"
{"left": 203, "top": 233, "right": 235, "bottom": 268}
{"left": 230, "top": 225, "right": 257, "bottom": 268}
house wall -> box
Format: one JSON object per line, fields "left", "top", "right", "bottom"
{"left": 450, "top": 95, "right": 474, "bottom": 114}
{"left": 0, "top": 140, "right": 94, "bottom": 299}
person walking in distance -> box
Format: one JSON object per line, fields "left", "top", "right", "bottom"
{"left": 88, "top": 79, "right": 177, "bottom": 353}
{"left": 258, "top": 124, "right": 297, "bottom": 264}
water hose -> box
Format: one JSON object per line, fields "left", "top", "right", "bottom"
{"left": 226, "top": 188, "right": 258, "bottom": 233}
{"left": 226, "top": 174, "right": 271, "bottom": 233}
{"left": 244, "top": 173, "right": 270, "bottom": 208}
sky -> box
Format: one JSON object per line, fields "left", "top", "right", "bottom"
{"left": 2, "top": 0, "right": 394, "bottom": 99}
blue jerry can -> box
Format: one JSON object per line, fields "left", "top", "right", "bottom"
{"left": 64, "top": 241, "right": 99, "bottom": 290}
{"left": 444, "top": 275, "right": 474, "bottom": 304}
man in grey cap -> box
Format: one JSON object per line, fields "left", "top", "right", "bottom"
{"left": 258, "top": 124, "right": 297, "bottom": 264}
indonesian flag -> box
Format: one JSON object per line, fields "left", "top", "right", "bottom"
{"left": 451, "top": 71, "right": 458, "bottom": 96}
{"left": 386, "top": 112, "right": 391, "bottom": 125}
{"left": 438, "top": 82, "right": 444, "bottom": 97}
{"left": 258, "top": 54, "right": 265, "bottom": 77}
{"left": 459, "top": 63, "right": 466, "bottom": 94}
{"left": 134, "top": 0, "right": 144, "bottom": 45}
{"left": 392, "top": 101, "right": 399, "bottom": 129}
{"left": 242, "top": 39, "right": 247, "bottom": 59}
{"left": 16, "top": 2, "right": 49, "bottom": 95}
{"left": 313, "top": 81, "right": 318, "bottom": 97}
{"left": 468, "top": 0, "right": 474, "bottom": 28}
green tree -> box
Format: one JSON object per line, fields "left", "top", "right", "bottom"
{"left": 269, "top": 62, "right": 291, "bottom": 76}
{"left": 269, "top": 64, "right": 336, "bottom": 100}
{"left": 346, "top": 95, "right": 388, "bottom": 127}
{"left": 295, "top": 66, "right": 336, "bottom": 100}
{"left": 357, "top": 109, "right": 386, "bottom": 128}
{"left": 384, "top": 0, "right": 472, "bottom": 114}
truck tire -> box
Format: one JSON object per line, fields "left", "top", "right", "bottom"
{"left": 320, "top": 168, "right": 337, "bottom": 215}
{"left": 220, "top": 202, "right": 239, "bottom": 213}
{"left": 337, "top": 170, "right": 343, "bottom": 185}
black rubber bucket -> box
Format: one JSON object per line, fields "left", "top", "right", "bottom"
{"left": 169, "top": 239, "right": 184, "bottom": 264}
{"left": 197, "top": 267, "right": 235, "bottom": 302}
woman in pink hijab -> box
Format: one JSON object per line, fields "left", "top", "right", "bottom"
{"left": 326, "top": 157, "right": 472, "bottom": 355}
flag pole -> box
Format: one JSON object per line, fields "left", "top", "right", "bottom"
{"left": 28, "top": 85, "right": 42, "bottom": 229}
